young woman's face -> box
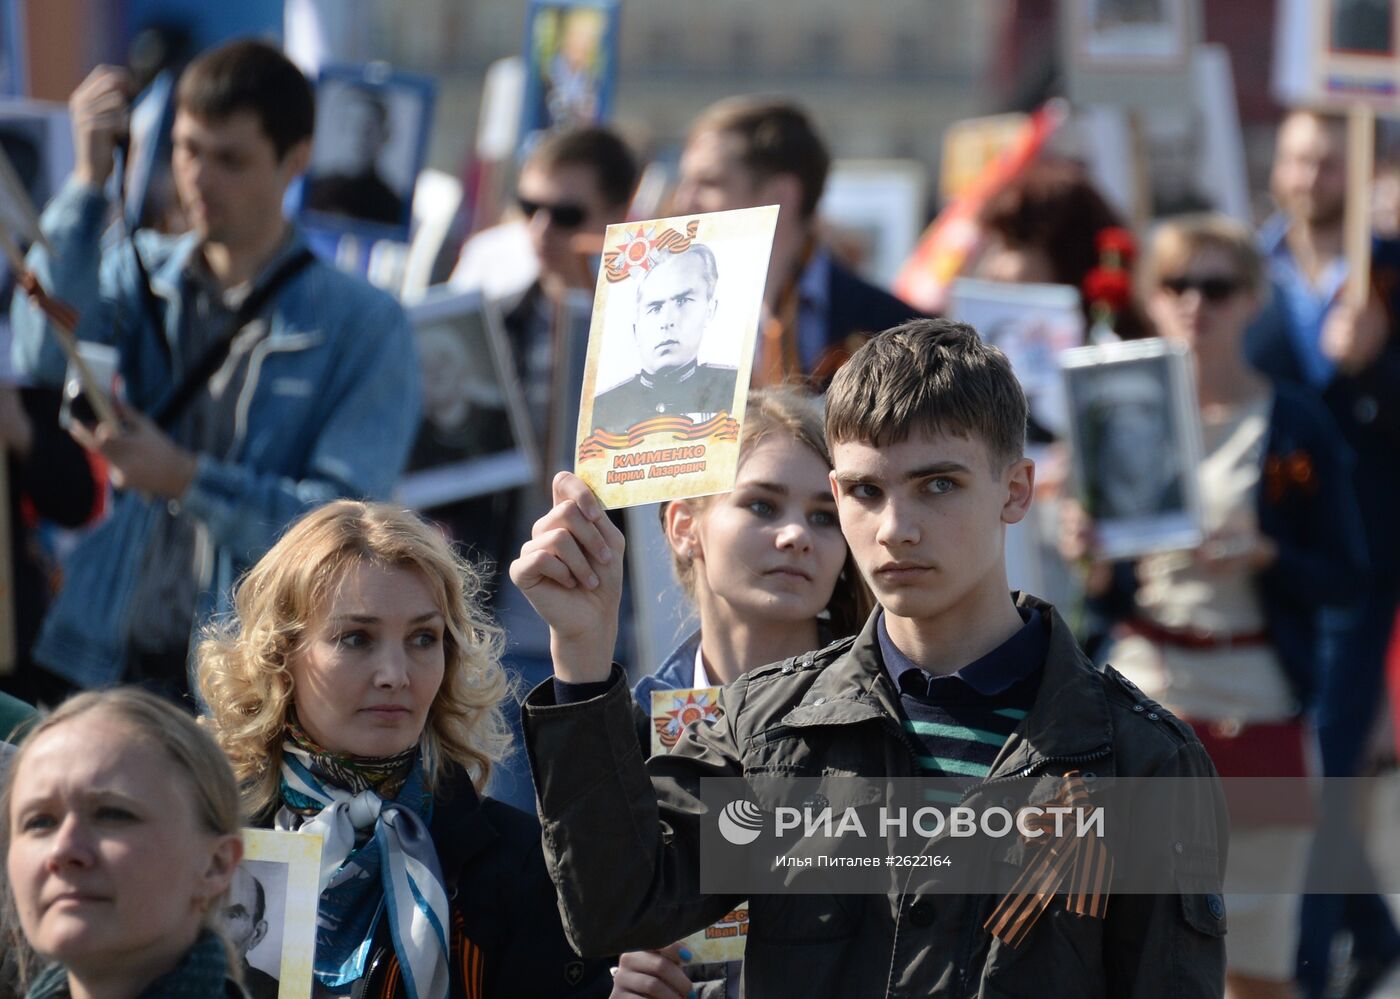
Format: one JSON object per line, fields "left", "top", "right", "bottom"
{"left": 688, "top": 436, "right": 848, "bottom": 626}
{"left": 6, "top": 714, "right": 235, "bottom": 977}
{"left": 290, "top": 562, "right": 446, "bottom": 758}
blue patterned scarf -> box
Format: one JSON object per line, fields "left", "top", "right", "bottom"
{"left": 275, "top": 741, "right": 450, "bottom": 999}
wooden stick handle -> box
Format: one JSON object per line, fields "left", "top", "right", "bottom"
{"left": 1345, "top": 105, "right": 1375, "bottom": 307}
{"left": 0, "top": 225, "right": 119, "bottom": 427}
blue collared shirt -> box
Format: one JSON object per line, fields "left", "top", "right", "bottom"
{"left": 877, "top": 607, "right": 1045, "bottom": 701}
{"left": 1258, "top": 214, "right": 1347, "bottom": 389}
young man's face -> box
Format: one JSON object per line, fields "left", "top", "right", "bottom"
{"left": 171, "top": 108, "right": 308, "bottom": 249}
{"left": 633, "top": 252, "right": 717, "bottom": 375}
{"left": 672, "top": 128, "right": 761, "bottom": 216}
{"left": 1271, "top": 113, "right": 1346, "bottom": 228}
{"left": 830, "top": 430, "right": 1032, "bottom": 624}
{"left": 516, "top": 161, "right": 617, "bottom": 285}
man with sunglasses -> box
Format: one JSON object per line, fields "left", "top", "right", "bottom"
{"left": 1245, "top": 108, "right": 1400, "bottom": 999}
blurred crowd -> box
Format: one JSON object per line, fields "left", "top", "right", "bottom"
{"left": 0, "top": 21, "right": 1396, "bottom": 999}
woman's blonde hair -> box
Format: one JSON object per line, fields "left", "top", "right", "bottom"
{"left": 1141, "top": 213, "right": 1266, "bottom": 299}
{"left": 197, "top": 501, "right": 512, "bottom": 819}
{"left": 662, "top": 386, "right": 873, "bottom": 638}
{"left": 0, "top": 688, "right": 242, "bottom": 986}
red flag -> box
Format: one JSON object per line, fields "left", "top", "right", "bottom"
{"left": 893, "top": 99, "right": 1067, "bottom": 314}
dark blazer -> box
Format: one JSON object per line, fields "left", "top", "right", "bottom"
{"left": 1093, "top": 384, "right": 1367, "bottom": 707}
{"left": 802, "top": 257, "right": 923, "bottom": 387}
{"left": 1245, "top": 238, "right": 1400, "bottom": 585}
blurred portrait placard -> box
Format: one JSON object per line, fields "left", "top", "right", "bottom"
{"left": 518, "top": 0, "right": 620, "bottom": 157}
{"left": 575, "top": 205, "right": 778, "bottom": 509}
{"left": 649, "top": 687, "right": 749, "bottom": 965}
{"left": 1062, "top": 0, "right": 1198, "bottom": 110}
{"left": 0, "top": 99, "right": 71, "bottom": 246}
{"left": 947, "top": 278, "right": 1084, "bottom": 438}
{"left": 1061, "top": 338, "right": 1204, "bottom": 559}
{"left": 397, "top": 289, "right": 537, "bottom": 510}
{"left": 228, "top": 829, "right": 323, "bottom": 999}
{"left": 1072, "top": 0, "right": 1192, "bottom": 68}
{"left": 1308, "top": 0, "right": 1400, "bottom": 110}
{"left": 299, "top": 64, "right": 436, "bottom": 241}
{"left": 818, "top": 159, "right": 928, "bottom": 291}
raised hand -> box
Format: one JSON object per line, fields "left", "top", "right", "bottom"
{"left": 69, "top": 65, "right": 132, "bottom": 188}
{"left": 509, "top": 470, "right": 625, "bottom": 683}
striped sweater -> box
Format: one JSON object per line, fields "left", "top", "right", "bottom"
{"left": 877, "top": 609, "right": 1046, "bottom": 804}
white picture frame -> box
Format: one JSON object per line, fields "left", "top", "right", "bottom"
{"left": 226, "top": 829, "right": 323, "bottom": 999}
{"left": 1060, "top": 337, "right": 1205, "bottom": 559}
{"left": 397, "top": 289, "right": 538, "bottom": 509}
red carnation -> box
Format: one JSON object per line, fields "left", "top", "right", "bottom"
{"left": 1096, "top": 226, "right": 1137, "bottom": 260}
{"left": 1082, "top": 266, "right": 1133, "bottom": 311}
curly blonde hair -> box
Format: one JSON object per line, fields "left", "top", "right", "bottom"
{"left": 197, "top": 501, "right": 512, "bottom": 819}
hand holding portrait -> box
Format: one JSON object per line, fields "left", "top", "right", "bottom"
{"left": 509, "top": 470, "right": 624, "bottom": 680}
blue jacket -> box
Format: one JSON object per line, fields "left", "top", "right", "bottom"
{"left": 1245, "top": 229, "right": 1400, "bottom": 585}
{"left": 631, "top": 630, "right": 700, "bottom": 707}
{"left": 10, "top": 179, "right": 420, "bottom": 689}
{"left": 1094, "top": 383, "right": 1367, "bottom": 708}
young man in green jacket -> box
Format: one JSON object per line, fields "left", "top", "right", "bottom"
{"left": 512, "top": 318, "right": 1228, "bottom": 997}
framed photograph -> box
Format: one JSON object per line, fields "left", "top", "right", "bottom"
{"left": 1060, "top": 338, "right": 1204, "bottom": 559}
{"left": 818, "top": 159, "right": 928, "bottom": 291}
{"left": 1071, "top": 0, "right": 1192, "bottom": 70}
{"left": 298, "top": 64, "right": 436, "bottom": 242}
{"left": 397, "top": 289, "right": 537, "bottom": 510}
{"left": 224, "top": 829, "right": 323, "bottom": 999}
{"left": 1308, "top": 0, "right": 1400, "bottom": 110}
{"left": 1071, "top": 45, "right": 1250, "bottom": 224}
{"left": 575, "top": 205, "right": 778, "bottom": 510}
{"left": 1062, "top": 0, "right": 1199, "bottom": 110}
{"left": 947, "top": 277, "right": 1084, "bottom": 438}
{"left": 0, "top": 99, "right": 71, "bottom": 245}
{"left": 518, "top": 0, "right": 621, "bottom": 159}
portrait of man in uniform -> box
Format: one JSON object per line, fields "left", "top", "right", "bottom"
{"left": 591, "top": 242, "right": 738, "bottom": 434}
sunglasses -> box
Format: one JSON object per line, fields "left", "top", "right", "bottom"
{"left": 517, "top": 196, "right": 587, "bottom": 229}
{"left": 1159, "top": 275, "right": 1243, "bottom": 303}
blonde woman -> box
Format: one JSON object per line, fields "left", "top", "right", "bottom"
{"left": 2, "top": 688, "right": 244, "bottom": 997}
{"left": 198, "top": 501, "right": 608, "bottom": 998}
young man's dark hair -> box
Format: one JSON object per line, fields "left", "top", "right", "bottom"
{"left": 176, "top": 39, "right": 315, "bottom": 160}
{"left": 526, "top": 125, "right": 639, "bottom": 210}
{"left": 825, "top": 318, "right": 1026, "bottom": 462}
{"left": 687, "top": 97, "right": 830, "bottom": 218}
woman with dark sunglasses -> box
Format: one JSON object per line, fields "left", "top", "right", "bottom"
{"left": 1061, "top": 214, "right": 1366, "bottom": 999}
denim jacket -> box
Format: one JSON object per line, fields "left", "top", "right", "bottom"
{"left": 11, "top": 179, "right": 421, "bottom": 688}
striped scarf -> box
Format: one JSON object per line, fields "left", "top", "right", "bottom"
{"left": 276, "top": 738, "right": 450, "bottom": 999}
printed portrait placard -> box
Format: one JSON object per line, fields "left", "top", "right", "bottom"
{"left": 575, "top": 205, "right": 778, "bottom": 509}
{"left": 227, "top": 829, "right": 324, "bottom": 999}
{"left": 649, "top": 687, "right": 748, "bottom": 965}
